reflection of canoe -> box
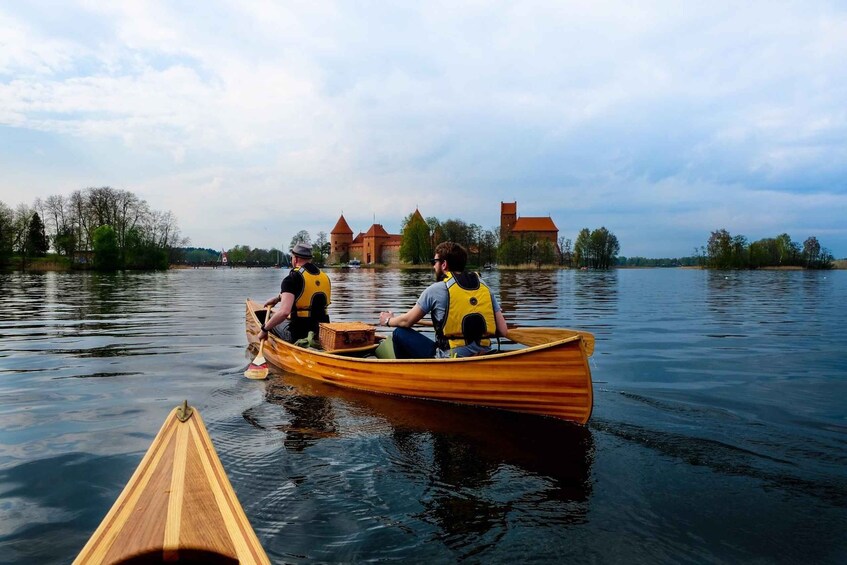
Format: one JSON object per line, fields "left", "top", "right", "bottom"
{"left": 264, "top": 374, "right": 594, "bottom": 492}
{"left": 74, "top": 402, "right": 270, "bottom": 565}
{"left": 246, "top": 299, "right": 593, "bottom": 424}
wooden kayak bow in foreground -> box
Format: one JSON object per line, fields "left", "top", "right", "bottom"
{"left": 74, "top": 401, "right": 270, "bottom": 565}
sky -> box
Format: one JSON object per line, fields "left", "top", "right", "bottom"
{"left": 1, "top": 1, "right": 845, "bottom": 258}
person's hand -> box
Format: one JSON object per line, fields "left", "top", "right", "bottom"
{"left": 263, "top": 297, "right": 276, "bottom": 307}
{"left": 378, "top": 311, "right": 394, "bottom": 327}
{"left": 259, "top": 329, "right": 269, "bottom": 340}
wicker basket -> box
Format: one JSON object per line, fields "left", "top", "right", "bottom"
{"left": 319, "top": 322, "right": 376, "bottom": 351}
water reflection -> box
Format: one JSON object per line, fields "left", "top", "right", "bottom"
{"left": 256, "top": 369, "right": 594, "bottom": 552}
{"left": 497, "top": 270, "right": 559, "bottom": 321}
{"left": 256, "top": 379, "right": 339, "bottom": 452}
{"left": 572, "top": 270, "right": 619, "bottom": 318}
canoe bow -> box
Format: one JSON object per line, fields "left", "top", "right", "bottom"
{"left": 74, "top": 401, "right": 270, "bottom": 564}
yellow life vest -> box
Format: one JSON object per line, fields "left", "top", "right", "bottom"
{"left": 293, "top": 266, "right": 331, "bottom": 318}
{"left": 439, "top": 271, "right": 496, "bottom": 349}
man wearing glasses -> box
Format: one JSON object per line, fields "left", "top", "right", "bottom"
{"left": 378, "top": 241, "right": 509, "bottom": 358}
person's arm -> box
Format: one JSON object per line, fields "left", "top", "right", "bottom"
{"left": 379, "top": 304, "right": 425, "bottom": 329}
{"left": 260, "top": 293, "right": 294, "bottom": 339}
{"left": 494, "top": 310, "right": 509, "bottom": 338}
{"left": 263, "top": 294, "right": 281, "bottom": 307}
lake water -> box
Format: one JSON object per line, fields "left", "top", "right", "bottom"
{"left": 0, "top": 268, "right": 845, "bottom": 563}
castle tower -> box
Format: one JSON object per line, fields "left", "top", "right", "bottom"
{"left": 329, "top": 214, "right": 354, "bottom": 264}
{"left": 500, "top": 201, "right": 517, "bottom": 240}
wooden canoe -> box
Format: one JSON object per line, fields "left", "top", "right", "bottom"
{"left": 74, "top": 401, "right": 270, "bottom": 565}
{"left": 245, "top": 299, "right": 593, "bottom": 424}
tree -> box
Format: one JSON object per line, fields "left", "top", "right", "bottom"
{"left": 707, "top": 229, "right": 733, "bottom": 269}
{"left": 290, "top": 230, "right": 311, "bottom": 250}
{"left": 574, "top": 228, "right": 590, "bottom": 268}
{"left": 426, "top": 217, "right": 441, "bottom": 250}
{"left": 802, "top": 236, "right": 821, "bottom": 267}
{"left": 586, "top": 227, "right": 619, "bottom": 269}
{"left": 440, "top": 219, "right": 473, "bottom": 251}
{"left": 480, "top": 227, "right": 499, "bottom": 266}
{"left": 313, "top": 231, "right": 329, "bottom": 265}
{"left": 399, "top": 212, "right": 431, "bottom": 264}
{"left": 535, "top": 240, "right": 556, "bottom": 266}
{"left": 775, "top": 233, "right": 800, "bottom": 266}
{"left": 0, "top": 201, "right": 14, "bottom": 266}
{"left": 497, "top": 237, "right": 523, "bottom": 265}
{"left": 92, "top": 225, "right": 121, "bottom": 271}
{"left": 558, "top": 237, "right": 572, "bottom": 266}
{"left": 226, "top": 245, "right": 251, "bottom": 264}
{"left": 26, "top": 213, "right": 49, "bottom": 256}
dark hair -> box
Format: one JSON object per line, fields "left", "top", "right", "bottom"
{"left": 435, "top": 241, "right": 467, "bottom": 272}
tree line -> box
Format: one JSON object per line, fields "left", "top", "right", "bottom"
{"left": 399, "top": 214, "right": 620, "bottom": 268}
{"left": 705, "top": 229, "right": 833, "bottom": 269}
{"left": 205, "top": 220, "right": 621, "bottom": 270}
{"left": 0, "top": 187, "right": 185, "bottom": 270}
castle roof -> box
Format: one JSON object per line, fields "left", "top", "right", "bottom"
{"left": 410, "top": 208, "right": 426, "bottom": 224}
{"left": 512, "top": 217, "right": 559, "bottom": 232}
{"left": 365, "top": 224, "right": 391, "bottom": 238}
{"left": 331, "top": 214, "right": 353, "bottom": 235}
{"left": 501, "top": 202, "right": 517, "bottom": 215}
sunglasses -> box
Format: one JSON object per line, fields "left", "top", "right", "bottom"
{"left": 430, "top": 257, "right": 444, "bottom": 265}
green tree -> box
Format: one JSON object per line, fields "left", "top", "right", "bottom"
{"left": 426, "top": 217, "right": 441, "bottom": 250}
{"left": 440, "top": 219, "right": 473, "bottom": 250}
{"left": 226, "top": 245, "right": 251, "bottom": 264}
{"left": 124, "top": 227, "right": 168, "bottom": 269}
{"left": 314, "top": 231, "right": 329, "bottom": 265}
{"left": 54, "top": 227, "right": 77, "bottom": 257}
{"left": 707, "top": 229, "right": 733, "bottom": 269}
{"left": 801, "top": 236, "right": 832, "bottom": 269}
{"left": 802, "top": 236, "right": 821, "bottom": 267}
{"left": 399, "top": 212, "right": 431, "bottom": 264}
{"left": 775, "top": 233, "right": 801, "bottom": 266}
{"left": 535, "top": 240, "right": 556, "bottom": 266}
{"left": 92, "top": 225, "right": 121, "bottom": 271}
{"left": 497, "top": 237, "right": 524, "bottom": 265}
{"left": 574, "top": 228, "right": 591, "bottom": 268}
{"left": 480, "top": 227, "right": 499, "bottom": 266}
{"left": 289, "top": 230, "right": 311, "bottom": 249}
{"left": 26, "top": 212, "right": 49, "bottom": 256}
{"left": 0, "top": 201, "right": 14, "bottom": 266}
{"left": 586, "top": 227, "right": 619, "bottom": 269}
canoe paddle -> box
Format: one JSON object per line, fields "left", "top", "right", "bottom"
{"left": 244, "top": 307, "right": 271, "bottom": 380}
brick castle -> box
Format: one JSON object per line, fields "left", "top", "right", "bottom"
{"left": 329, "top": 202, "right": 559, "bottom": 265}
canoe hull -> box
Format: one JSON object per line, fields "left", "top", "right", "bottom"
{"left": 74, "top": 403, "right": 269, "bottom": 564}
{"left": 245, "top": 299, "right": 593, "bottom": 424}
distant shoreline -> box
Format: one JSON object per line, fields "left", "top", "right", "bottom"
{"left": 4, "top": 259, "right": 845, "bottom": 272}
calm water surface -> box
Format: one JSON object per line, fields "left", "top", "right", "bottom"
{"left": 0, "top": 268, "right": 845, "bottom": 563}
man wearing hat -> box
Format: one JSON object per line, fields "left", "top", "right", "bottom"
{"left": 260, "top": 242, "right": 332, "bottom": 343}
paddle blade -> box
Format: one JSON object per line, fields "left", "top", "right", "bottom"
{"left": 243, "top": 362, "right": 269, "bottom": 380}
{"left": 244, "top": 340, "right": 269, "bottom": 380}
